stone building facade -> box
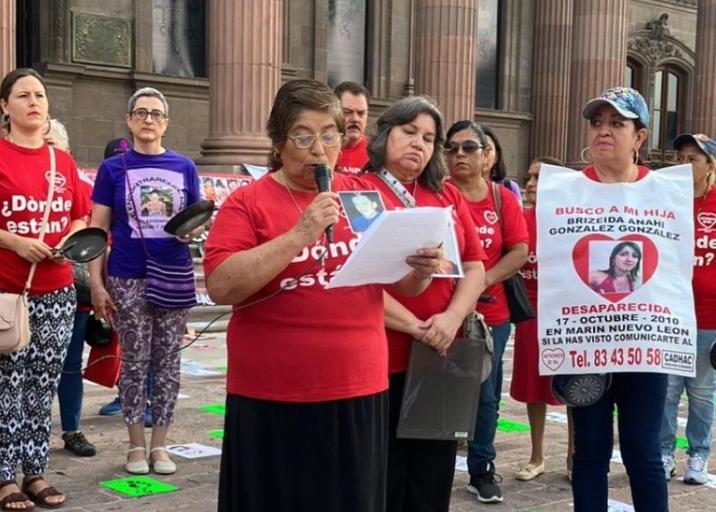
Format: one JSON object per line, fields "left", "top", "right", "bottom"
{"left": 1, "top": 0, "right": 714, "bottom": 182}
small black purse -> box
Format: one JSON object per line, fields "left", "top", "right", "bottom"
{"left": 491, "top": 183, "right": 535, "bottom": 324}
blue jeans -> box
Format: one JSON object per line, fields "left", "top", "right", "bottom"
{"left": 660, "top": 329, "right": 716, "bottom": 459}
{"left": 58, "top": 310, "right": 90, "bottom": 432}
{"left": 467, "top": 321, "right": 511, "bottom": 475}
{"left": 571, "top": 372, "right": 668, "bottom": 512}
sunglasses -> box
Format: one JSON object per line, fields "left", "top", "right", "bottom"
{"left": 442, "top": 140, "right": 484, "bottom": 154}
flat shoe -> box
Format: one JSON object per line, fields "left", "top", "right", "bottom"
{"left": 514, "top": 461, "right": 545, "bottom": 481}
{"left": 150, "top": 447, "right": 176, "bottom": 475}
{"left": 126, "top": 447, "right": 149, "bottom": 475}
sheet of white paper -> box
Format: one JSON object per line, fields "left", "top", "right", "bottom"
{"left": 607, "top": 499, "right": 635, "bottom": 512}
{"left": 454, "top": 455, "right": 468, "bottom": 472}
{"left": 167, "top": 443, "right": 221, "bottom": 459}
{"left": 433, "top": 220, "right": 464, "bottom": 279}
{"left": 180, "top": 359, "right": 221, "bottom": 376}
{"left": 326, "top": 207, "right": 452, "bottom": 288}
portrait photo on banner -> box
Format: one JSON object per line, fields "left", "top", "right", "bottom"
{"left": 588, "top": 240, "right": 643, "bottom": 295}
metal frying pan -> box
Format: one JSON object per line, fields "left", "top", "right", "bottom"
{"left": 163, "top": 200, "right": 215, "bottom": 237}
{"left": 54, "top": 227, "right": 108, "bottom": 263}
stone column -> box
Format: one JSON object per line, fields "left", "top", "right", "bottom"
{"left": 413, "top": 0, "right": 477, "bottom": 127}
{"left": 692, "top": 0, "right": 716, "bottom": 135}
{"left": 531, "top": 0, "right": 573, "bottom": 162}
{"left": 0, "top": 1, "right": 15, "bottom": 78}
{"left": 199, "top": 0, "right": 282, "bottom": 167}
{"left": 565, "top": 0, "right": 628, "bottom": 167}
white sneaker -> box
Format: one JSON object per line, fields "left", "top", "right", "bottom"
{"left": 684, "top": 454, "right": 708, "bottom": 485}
{"left": 662, "top": 453, "right": 675, "bottom": 481}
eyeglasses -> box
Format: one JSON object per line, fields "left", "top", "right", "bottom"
{"left": 442, "top": 140, "right": 484, "bottom": 154}
{"left": 287, "top": 131, "right": 342, "bottom": 149}
{"left": 130, "top": 109, "right": 167, "bottom": 122}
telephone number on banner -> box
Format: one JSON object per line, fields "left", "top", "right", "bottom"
{"left": 569, "top": 347, "right": 693, "bottom": 372}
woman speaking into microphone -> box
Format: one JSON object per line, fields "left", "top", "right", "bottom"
{"left": 204, "top": 79, "right": 443, "bottom": 512}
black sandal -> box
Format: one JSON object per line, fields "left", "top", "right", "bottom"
{"left": 20, "top": 477, "right": 64, "bottom": 510}
{"left": 0, "top": 481, "right": 34, "bottom": 511}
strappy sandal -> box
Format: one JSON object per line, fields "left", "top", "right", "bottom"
{"left": 21, "top": 476, "right": 64, "bottom": 509}
{"left": 0, "top": 480, "right": 34, "bottom": 511}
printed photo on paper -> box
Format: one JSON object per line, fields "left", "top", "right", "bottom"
{"left": 338, "top": 191, "right": 386, "bottom": 234}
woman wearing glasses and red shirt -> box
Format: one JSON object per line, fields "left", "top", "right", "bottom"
{"left": 445, "top": 120, "right": 529, "bottom": 504}
{"left": 204, "top": 80, "right": 444, "bottom": 512}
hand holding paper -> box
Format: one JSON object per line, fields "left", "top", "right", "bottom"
{"left": 326, "top": 207, "right": 455, "bottom": 288}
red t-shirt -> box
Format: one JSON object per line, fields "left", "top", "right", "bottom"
{"left": 458, "top": 182, "right": 529, "bottom": 326}
{"left": 521, "top": 207, "right": 538, "bottom": 306}
{"left": 335, "top": 137, "right": 369, "bottom": 175}
{"left": 582, "top": 164, "right": 649, "bottom": 182}
{"left": 693, "top": 190, "right": 716, "bottom": 329}
{"left": 361, "top": 173, "right": 486, "bottom": 373}
{"left": 203, "top": 172, "right": 387, "bottom": 402}
{"left": 0, "top": 140, "right": 91, "bottom": 294}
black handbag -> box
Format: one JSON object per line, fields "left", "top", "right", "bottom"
{"left": 85, "top": 313, "right": 113, "bottom": 348}
{"left": 491, "top": 183, "right": 535, "bottom": 324}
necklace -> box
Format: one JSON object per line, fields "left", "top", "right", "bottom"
{"left": 278, "top": 170, "right": 304, "bottom": 215}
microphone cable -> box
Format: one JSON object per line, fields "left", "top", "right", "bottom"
{"left": 65, "top": 246, "right": 329, "bottom": 374}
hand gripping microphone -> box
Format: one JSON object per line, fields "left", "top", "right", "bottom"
{"left": 314, "top": 165, "right": 334, "bottom": 243}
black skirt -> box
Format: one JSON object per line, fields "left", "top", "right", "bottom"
{"left": 218, "top": 391, "right": 389, "bottom": 512}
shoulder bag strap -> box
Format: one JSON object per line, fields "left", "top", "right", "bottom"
{"left": 490, "top": 181, "right": 504, "bottom": 232}
{"left": 23, "top": 145, "right": 57, "bottom": 294}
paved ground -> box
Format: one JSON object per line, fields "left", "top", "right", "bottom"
{"left": 36, "top": 328, "right": 716, "bottom": 511}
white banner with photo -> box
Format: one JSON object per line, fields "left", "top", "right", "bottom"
{"left": 536, "top": 165, "right": 696, "bottom": 377}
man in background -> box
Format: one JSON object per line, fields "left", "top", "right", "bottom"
{"left": 334, "top": 81, "right": 370, "bottom": 175}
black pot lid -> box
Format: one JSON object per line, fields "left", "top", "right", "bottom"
{"left": 164, "top": 200, "right": 215, "bottom": 237}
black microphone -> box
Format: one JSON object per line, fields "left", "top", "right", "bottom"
{"left": 314, "top": 165, "right": 333, "bottom": 243}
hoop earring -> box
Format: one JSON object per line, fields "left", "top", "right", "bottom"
{"left": 1, "top": 113, "right": 9, "bottom": 125}
{"left": 633, "top": 149, "right": 639, "bottom": 164}
{"left": 580, "top": 147, "right": 593, "bottom": 165}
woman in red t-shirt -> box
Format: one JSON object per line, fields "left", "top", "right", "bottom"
{"left": 444, "top": 120, "right": 528, "bottom": 502}
{"left": 0, "top": 68, "right": 90, "bottom": 509}
{"left": 203, "top": 80, "right": 443, "bottom": 512}
{"left": 510, "top": 157, "right": 574, "bottom": 482}
{"left": 659, "top": 133, "right": 716, "bottom": 484}
{"left": 360, "top": 98, "right": 486, "bottom": 512}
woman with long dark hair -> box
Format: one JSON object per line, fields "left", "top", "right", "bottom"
{"left": 0, "top": 67, "right": 90, "bottom": 510}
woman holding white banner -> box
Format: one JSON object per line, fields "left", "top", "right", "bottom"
{"left": 361, "top": 97, "right": 487, "bottom": 512}
{"left": 444, "top": 120, "right": 529, "bottom": 500}
{"left": 568, "top": 87, "right": 667, "bottom": 512}
{"left": 659, "top": 133, "right": 716, "bottom": 485}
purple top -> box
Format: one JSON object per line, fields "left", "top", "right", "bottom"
{"left": 92, "top": 149, "right": 201, "bottom": 278}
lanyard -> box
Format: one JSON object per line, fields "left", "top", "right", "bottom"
{"left": 377, "top": 169, "right": 417, "bottom": 209}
